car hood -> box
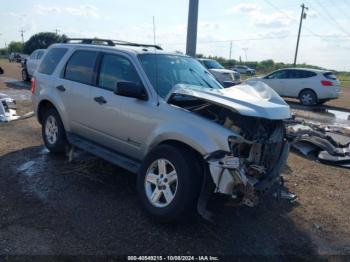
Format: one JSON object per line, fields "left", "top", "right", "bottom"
{"left": 166, "top": 82, "right": 291, "bottom": 120}
{"left": 209, "top": 68, "right": 238, "bottom": 74}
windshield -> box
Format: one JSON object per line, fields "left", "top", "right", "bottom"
{"left": 139, "top": 54, "right": 223, "bottom": 98}
{"left": 203, "top": 59, "right": 224, "bottom": 69}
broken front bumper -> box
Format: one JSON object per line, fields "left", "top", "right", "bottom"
{"left": 206, "top": 141, "right": 289, "bottom": 207}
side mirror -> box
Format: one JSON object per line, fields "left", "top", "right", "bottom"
{"left": 114, "top": 81, "right": 147, "bottom": 100}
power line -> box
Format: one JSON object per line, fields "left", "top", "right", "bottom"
{"left": 263, "top": 0, "right": 322, "bottom": 38}
{"left": 328, "top": 0, "right": 350, "bottom": 20}
{"left": 164, "top": 33, "right": 349, "bottom": 46}
{"left": 315, "top": 0, "right": 350, "bottom": 36}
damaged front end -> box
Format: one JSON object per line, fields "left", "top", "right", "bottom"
{"left": 206, "top": 117, "right": 289, "bottom": 207}
{"left": 167, "top": 83, "right": 291, "bottom": 208}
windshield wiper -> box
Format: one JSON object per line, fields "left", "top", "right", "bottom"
{"left": 189, "top": 68, "right": 214, "bottom": 89}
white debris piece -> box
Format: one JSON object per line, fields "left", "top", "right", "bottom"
{"left": 0, "top": 93, "right": 20, "bottom": 122}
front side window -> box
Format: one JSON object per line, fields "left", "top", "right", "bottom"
{"left": 38, "top": 48, "right": 68, "bottom": 75}
{"left": 64, "top": 50, "right": 98, "bottom": 85}
{"left": 139, "top": 54, "right": 222, "bottom": 98}
{"left": 98, "top": 54, "right": 141, "bottom": 91}
{"left": 266, "top": 70, "right": 288, "bottom": 79}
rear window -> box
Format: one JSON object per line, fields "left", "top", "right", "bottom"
{"left": 288, "top": 70, "right": 316, "bottom": 79}
{"left": 64, "top": 50, "right": 98, "bottom": 85}
{"left": 324, "top": 72, "right": 337, "bottom": 80}
{"left": 38, "top": 48, "right": 68, "bottom": 75}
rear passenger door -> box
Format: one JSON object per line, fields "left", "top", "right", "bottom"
{"left": 55, "top": 49, "right": 98, "bottom": 137}
{"left": 283, "top": 70, "right": 314, "bottom": 97}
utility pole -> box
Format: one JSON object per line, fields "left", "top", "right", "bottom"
{"left": 294, "top": 3, "right": 308, "bottom": 66}
{"left": 54, "top": 28, "right": 60, "bottom": 35}
{"left": 19, "top": 29, "right": 25, "bottom": 44}
{"left": 229, "top": 41, "right": 232, "bottom": 60}
{"left": 242, "top": 48, "right": 248, "bottom": 62}
{"left": 186, "top": 0, "right": 199, "bottom": 57}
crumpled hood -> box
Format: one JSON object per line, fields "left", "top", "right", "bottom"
{"left": 166, "top": 82, "right": 291, "bottom": 120}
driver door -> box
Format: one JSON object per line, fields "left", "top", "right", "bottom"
{"left": 89, "top": 52, "right": 156, "bottom": 159}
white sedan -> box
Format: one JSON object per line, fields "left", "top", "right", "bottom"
{"left": 247, "top": 68, "right": 341, "bottom": 105}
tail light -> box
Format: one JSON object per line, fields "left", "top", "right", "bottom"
{"left": 31, "top": 77, "right": 36, "bottom": 94}
{"left": 321, "top": 80, "right": 334, "bottom": 86}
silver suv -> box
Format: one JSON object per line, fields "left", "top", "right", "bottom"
{"left": 32, "top": 38, "right": 291, "bottom": 222}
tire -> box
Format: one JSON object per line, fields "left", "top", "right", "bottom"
{"left": 21, "top": 69, "right": 30, "bottom": 82}
{"left": 42, "top": 108, "right": 68, "bottom": 154}
{"left": 137, "top": 144, "right": 202, "bottom": 223}
{"left": 299, "top": 89, "right": 317, "bottom": 106}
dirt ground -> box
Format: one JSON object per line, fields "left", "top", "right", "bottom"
{"left": 0, "top": 59, "right": 350, "bottom": 258}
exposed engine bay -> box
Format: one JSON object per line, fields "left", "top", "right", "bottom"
{"left": 169, "top": 94, "right": 289, "bottom": 207}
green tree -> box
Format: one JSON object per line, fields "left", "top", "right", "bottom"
{"left": 0, "top": 48, "right": 8, "bottom": 55}
{"left": 7, "top": 41, "right": 24, "bottom": 53}
{"left": 23, "top": 32, "right": 67, "bottom": 54}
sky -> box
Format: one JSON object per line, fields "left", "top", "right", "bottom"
{"left": 0, "top": 0, "right": 349, "bottom": 71}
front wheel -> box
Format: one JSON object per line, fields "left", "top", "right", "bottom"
{"left": 299, "top": 89, "right": 317, "bottom": 106}
{"left": 42, "top": 108, "right": 68, "bottom": 154}
{"left": 137, "top": 145, "right": 202, "bottom": 223}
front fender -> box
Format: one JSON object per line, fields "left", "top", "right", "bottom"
{"left": 145, "top": 122, "right": 234, "bottom": 157}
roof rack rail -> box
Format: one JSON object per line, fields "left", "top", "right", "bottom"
{"left": 63, "top": 38, "right": 115, "bottom": 46}
{"left": 63, "top": 38, "right": 163, "bottom": 50}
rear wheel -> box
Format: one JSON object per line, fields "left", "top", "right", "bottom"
{"left": 299, "top": 89, "right": 317, "bottom": 106}
{"left": 137, "top": 145, "right": 201, "bottom": 223}
{"left": 42, "top": 108, "right": 68, "bottom": 154}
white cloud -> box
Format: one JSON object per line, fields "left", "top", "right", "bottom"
{"left": 258, "top": 29, "right": 291, "bottom": 38}
{"left": 307, "top": 11, "right": 317, "bottom": 19}
{"left": 36, "top": 5, "right": 61, "bottom": 14}
{"left": 65, "top": 5, "right": 100, "bottom": 18}
{"left": 35, "top": 4, "right": 100, "bottom": 19}
{"left": 228, "top": 3, "right": 294, "bottom": 28}
{"left": 228, "top": 3, "right": 259, "bottom": 14}
{"left": 253, "top": 12, "right": 293, "bottom": 28}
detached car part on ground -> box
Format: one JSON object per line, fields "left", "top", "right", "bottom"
{"left": 0, "top": 93, "right": 19, "bottom": 122}
{"left": 32, "top": 40, "right": 291, "bottom": 223}
{"left": 286, "top": 120, "right": 350, "bottom": 168}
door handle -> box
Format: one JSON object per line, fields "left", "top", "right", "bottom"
{"left": 94, "top": 96, "right": 107, "bottom": 104}
{"left": 56, "top": 85, "right": 66, "bottom": 92}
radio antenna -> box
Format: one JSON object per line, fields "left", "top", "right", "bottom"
{"left": 153, "top": 16, "right": 160, "bottom": 106}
